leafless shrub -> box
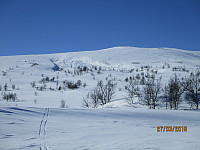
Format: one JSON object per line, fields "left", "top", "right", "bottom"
{"left": 61, "top": 100, "right": 66, "bottom": 108}
{"left": 125, "top": 77, "right": 140, "bottom": 107}
{"left": 34, "top": 99, "right": 37, "bottom": 104}
{"left": 142, "top": 76, "right": 162, "bottom": 109}
{"left": 166, "top": 74, "right": 184, "bottom": 110}
{"left": 84, "top": 80, "right": 117, "bottom": 108}
{"left": 12, "top": 84, "right": 15, "bottom": 90}
{"left": 184, "top": 70, "right": 200, "bottom": 109}
{"left": 3, "top": 93, "right": 17, "bottom": 102}
{"left": 82, "top": 96, "right": 90, "bottom": 108}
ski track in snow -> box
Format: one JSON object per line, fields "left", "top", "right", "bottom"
{"left": 0, "top": 107, "right": 200, "bottom": 150}
{"left": 39, "top": 108, "right": 49, "bottom": 150}
{"left": 0, "top": 47, "right": 200, "bottom": 149}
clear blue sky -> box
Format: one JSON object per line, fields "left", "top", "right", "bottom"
{"left": 0, "top": 0, "right": 200, "bottom": 56}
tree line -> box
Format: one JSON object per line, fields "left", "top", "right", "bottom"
{"left": 83, "top": 70, "right": 200, "bottom": 110}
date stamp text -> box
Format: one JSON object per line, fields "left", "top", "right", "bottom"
{"left": 157, "top": 126, "right": 187, "bottom": 132}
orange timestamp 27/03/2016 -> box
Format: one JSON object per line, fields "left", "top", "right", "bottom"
{"left": 157, "top": 126, "right": 187, "bottom": 132}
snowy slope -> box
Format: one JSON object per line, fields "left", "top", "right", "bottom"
{"left": 0, "top": 46, "right": 200, "bottom": 70}
{"left": 0, "top": 46, "right": 200, "bottom": 108}
{"left": 0, "top": 47, "right": 200, "bottom": 150}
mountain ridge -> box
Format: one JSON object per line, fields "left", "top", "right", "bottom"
{"left": 1, "top": 46, "right": 200, "bottom": 57}
{"left": 0, "top": 46, "right": 199, "bottom": 73}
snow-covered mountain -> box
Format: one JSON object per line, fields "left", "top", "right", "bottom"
{"left": 0, "top": 47, "right": 200, "bottom": 150}
{"left": 0, "top": 46, "right": 200, "bottom": 108}
{"left": 1, "top": 46, "right": 200, "bottom": 71}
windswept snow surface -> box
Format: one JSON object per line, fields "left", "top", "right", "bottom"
{"left": 0, "top": 107, "right": 200, "bottom": 150}
{"left": 0, "top": 47, "right": 200, "bottom": 149}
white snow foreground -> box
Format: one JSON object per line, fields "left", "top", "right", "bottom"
{"left": 0, "top": 107, "right": 200, "bottom": 150}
